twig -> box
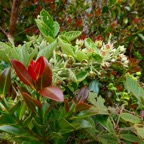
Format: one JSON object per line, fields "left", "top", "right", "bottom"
{"left": 0, "top": 26, "right": 7, "bottom": 37}
{"left": 8, "top": 0, "right": 20, "bottom": 38}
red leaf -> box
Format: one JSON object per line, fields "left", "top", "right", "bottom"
{"left": 64, "top": 99, "right": 69, "bottom": 112}
{"left": 28, "top": 65, "right": 37, "bottom": 80}
{"left": 76, "top": 102, "right": 91, "bottom": 112}
{"left": 36, "top": 57, "right": 52, "bottom": 90}
{"left": 39, "top": 86, "right": 64, "bottom": 102}
{"left": 10, "top": 59, "right": 34, "bottom": 88}
{"left": 75, "top": 86, "right": 89, "bottom": 103}
{"left": 28, "top": 56, "right": 45, "bottom": 81}
{"left": 22, "top": 92, "right": 42, "bottom": 113}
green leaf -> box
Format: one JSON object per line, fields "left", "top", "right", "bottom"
{"left": 95, "top": 115, "right": 114, "bottom": 133}
{"left": 0, "top": 68, "right": 11, "bottom": 98}
{"left": 89, "top": 80, "right": 100, "bottom": 94}
{"left": 71, "top": 108, "right": 99, "bottom": 120}
{"left": 40, "top": 9, "right": 54, "bottom": 30}
{"left": 53, "top": 21, "right": 60, "bottom": 37}
{"left": 59, "top": 118, "right": 76, "bottom": 129}
{"left": 109, "top": 0, "right": 116, "bottom": 6}
{"left": 75, "top": 51, "right": 88, "bottom": 62}
{"left": 10, "top": 101, "right": 21, "bottom": 114}
{"left": 85, "top": 38, "right": 96, "bottom": 50}
{"left": 92, "top": 53, "right": 103, "bottom": 62}
{"left": 98, "top": 133, "right": 119, "bottom": 144}
{"left": 134, "top": 124, "right": 144, "bottom": 140}
{"left": 0, "top": 114, "right": 16, "bottom": 125}
{"left": 58, "top": 37, "right": 75, "bottom": 57}
{"left": 0, "top": 42, "right": 19, "bottom": 63}
{"left": 124, "top": 75, "right": 144, "bottom": 105}
{"left": 0, "top": 125, "right": 27, "bottom": 135}
{"left": 120, "top": 113, "right": 141, "bottom": 124}
{"left": 60, "top": 31, "right": 81, "bottom": 41}
{"left": 120, "top": 134, "right": 142, "bottom": 143}
{"left": 76, "top": 71, "right": 87, "bottom": 82}
{"left": 35, "top": 19, "right": 54, "bottom": 42}
{"left": 19, "top": 42, "right": 37, "bottom": 66}
{"left": 88, "top": 95, "right": 108, "bottom": 115}
{"left": 37, "top": 40, "right": 57, "bottom": 58}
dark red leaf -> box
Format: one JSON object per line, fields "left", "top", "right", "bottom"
{"left": 36, "top": 57, "right": 52, "bottom": 90}
{"left": 75, "top": 86, "right": 89, "bottom": 103}
{"left": 39, "top": 86, "right": 64, "bottom": 102}
{"left": 22, "top": 92, "right": 42, "bottom": 113}
{"left": 76, "top": 102, "right": 91, "bottom": 112}
{"left": 10, "top": 59, "right": 34, "bottom": 88}
{"left": 35, "top": 56, "right": 45, "bottom": 78}
{"left": 64, "top": 98, "right": 69, "bottom": 112}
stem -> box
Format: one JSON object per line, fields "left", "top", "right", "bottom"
{"left": 1, "top": 98, "right": 43, "bottom": 141}
{"left": 45, "top": 101, "right": 56, "bottom": 116}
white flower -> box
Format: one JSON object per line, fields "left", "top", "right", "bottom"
{"left": 76, "top": 39, "right": 84, "bottom": 46}
{"left": 118, "top": 46, "right": 126, "bottom": 52}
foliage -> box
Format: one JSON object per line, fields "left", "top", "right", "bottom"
{"left": 0, "top": 9, "right": 144, "bottom": 144}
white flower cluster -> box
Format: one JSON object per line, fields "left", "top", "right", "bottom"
{"left": 95, "top": 40, "right": 129, "bottom": 67}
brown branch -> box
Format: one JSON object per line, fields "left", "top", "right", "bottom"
{"left": 8, "top": 0, "right": 20, "bottom": 38}
{"left": 0, "top": 26, "right": 8, "bottom": 37}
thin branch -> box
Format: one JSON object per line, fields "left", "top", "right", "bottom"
{"left": 8, "top": 0, "right": 20, "bottom": 38}
{"left": 0, "top": 26, "right": 7, "bottom": 37}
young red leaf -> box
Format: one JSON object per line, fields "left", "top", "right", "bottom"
{"left": 39, "top": 86, "right": 64, "bottom": 102}
{"left": 36, "top": 57, "right": 52, "bottom": 90}
{"left": 64, "top": 98, "right": 70, "bottom": 112}
{"left": 0, "top": 68, "right": 11, "bottom": 99}
{"left": 10, "top": 59, "right": 34, "bottom": 88}
{"left": 28, "top": 57, "right": 45, "bottom": 81}
{"left": 21, "top": 92, "right": 42, "bottom": 113}
{"left": 75, "top": 86, "right": 89, "bottom": 103}
{"left": 76, "top": 102, "right": 91, "bottom": 112}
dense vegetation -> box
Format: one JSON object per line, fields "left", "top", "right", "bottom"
{"left": 0, "top": 0, "right": 144, "bottom": 144}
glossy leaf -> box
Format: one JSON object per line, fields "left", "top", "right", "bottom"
{"left": 22, "top": 92, "right": 42, "bottom": 113}
{"left": 28, "top": 56, "right": 45, "bottom": 81}
{"left": 0, "top": 125, "right": 27, "bottom": 135}
{"left": 0, "top": 68, "right": 11, "bottom": 98}
{"left": 75, "top": 86, "right": 89, "bottom": 103}
{"left": 76, "top": 102, "right": 91, "bottom": 112}
{"left": 120, "top": 113, "right": 141, "bottom": 124}
{"left": 39, "top": 86, "right": 64, "bottom": 102}
{"left": 36, "top": 57, "right": 52, "bottom": 89}
{"left": 76, "top": 71, "right": 87, "bottom": 82}
{"left": 10, "top": 59, "right": 34, "bottom": 88}
{"left": 89, "top": 80, "right": 100, "bottom": 94}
